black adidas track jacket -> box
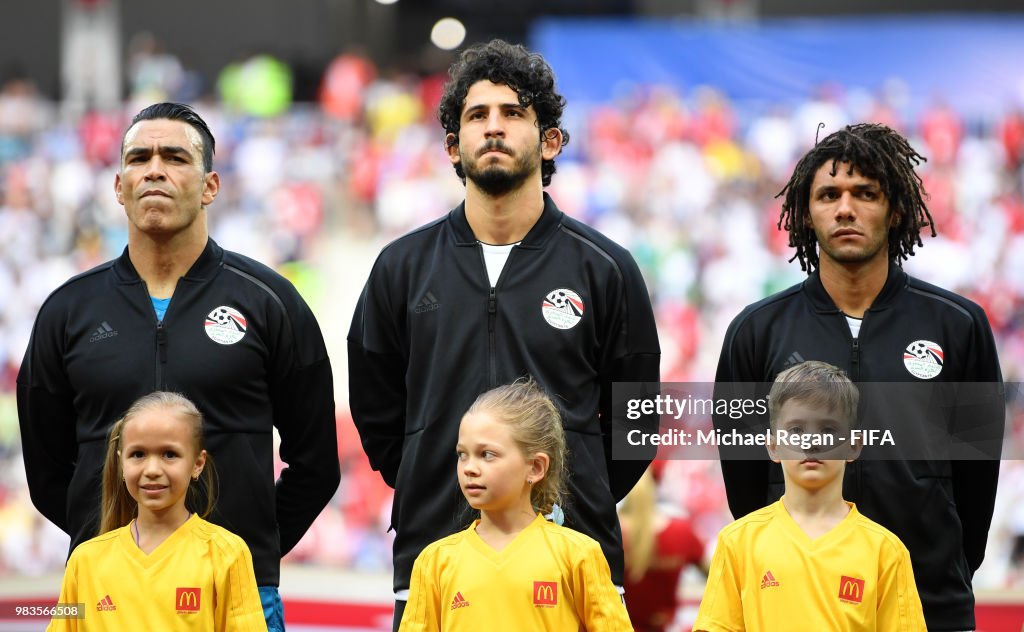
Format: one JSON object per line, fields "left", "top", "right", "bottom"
{"left": 17, "top": 239, "right": 340, "bottom": 586}
{"left": 715, "top": 265, "right": 1003, "bottom": 630}
{"left": 348, "top": 193, "right": 660, "bottom": 593}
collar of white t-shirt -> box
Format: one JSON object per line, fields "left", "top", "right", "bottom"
{"left": 479, "top": 241, "right": 519, "bottom": 287}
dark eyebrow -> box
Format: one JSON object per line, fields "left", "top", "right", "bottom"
{"left": 124, "top": 145, "right": 194, "bottom": 160}
{"left": 463, "top": 102, "right": 527, "bottom": 117}
{"left": 813, "top": 181, "right": 880, "bottom": 194}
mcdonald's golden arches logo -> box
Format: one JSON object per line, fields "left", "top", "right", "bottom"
{"left": 176, "top": 587, "right": 202, "bottom": 613}
{"left": 838, "top": 576, "right": 864, "bottom": 604}
{"left": 533, "top": 581, "right": 558, "bottom": 607}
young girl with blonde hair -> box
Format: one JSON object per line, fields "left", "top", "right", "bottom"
{"left": 49, "top": 391, "right": 266, "bottom": 631}
{"left": 400, "top": 379, "right": 631, "bottom": 631}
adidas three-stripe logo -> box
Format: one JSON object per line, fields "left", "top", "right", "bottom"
{"left": 96, "top": 595, "right": 117, "bottom": 611}
{"left": 450, "top": 591, "right": 469, "bottom": 610}
{"left": 414, "top": 291, "right": 440, "bottom": 314}
{"left": 89, "top": 321, "right": 119, "bottom": 343}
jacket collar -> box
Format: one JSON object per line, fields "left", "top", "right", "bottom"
{"left": 113, "top": 238, "right": 224, "bottom": 283}
{"left": 803, "top": 262, "right": 907, "bottom": 313}
{"left": 450, "top": 192, "right": 564, "bottom": 249}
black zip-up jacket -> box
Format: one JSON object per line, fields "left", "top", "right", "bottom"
{"left": 715, "top": 264, "right": 1003, "bottom": 631}
{"left": 348, "top": 194, "right": 660, "bottom": 593}
{"left": 17, "top": 239, "right": 340, "bottom": 586}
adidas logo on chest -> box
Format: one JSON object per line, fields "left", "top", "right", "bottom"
{"left": 89, "top": 321, "right": 119, "bottom": 343}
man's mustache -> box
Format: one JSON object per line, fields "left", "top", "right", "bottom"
{"left": 477, "top": 140, "right": 512, "bottom": 157}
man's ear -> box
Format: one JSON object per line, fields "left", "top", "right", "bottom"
{"left": 202, "top": 171, "right": 220, "bottom": 207}
{"left": 541, "top": 128, "right": 562, "bottom": 161}
{"left": 446, "top": 133, "right": 460, "bottom": 165}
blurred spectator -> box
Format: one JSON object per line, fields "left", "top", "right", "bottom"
{"left": 60, "top": 0, "right": 120, "bottom": 115}
{"left": 793, "top": 82, "right": 849, "bottom": 138}
{"left": 920, "top": 98, "right": 964, "bottom": 166}
{"left": 999, "top": 107, "right": 1024, "bottom": 172}
{"left": 619, "top": 469, "right": 706, "bottom": 632}
{"left": 218, "top": 52, "right": 293, "bottom": 118}
{"left": 1005, "top": 464, "right": 1024, "bottom": 588}
{"left": 126, "top": 32, "right": 185, "bottom": 107}
{"left": 0, "top": 70, "right": 53, "bottom": 163}
{"left": 0, "top": 489, "right": 69, "bottom": 576}
{"left": 319, "top": 49, "right": 376, "bottom": 122}
{"left": 745, "top": 105, "right": 797, "bottom": 181}
{"left": 364, "top": 74, "right": 424, "bottom": 143}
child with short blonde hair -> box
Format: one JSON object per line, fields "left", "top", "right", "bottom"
{"left": 695, "top": 361, "right": 926, "bottom": 631}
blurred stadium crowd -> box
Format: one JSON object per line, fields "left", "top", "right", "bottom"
{"left": 1, "top": 40, "right": 1023, "bottom": 593}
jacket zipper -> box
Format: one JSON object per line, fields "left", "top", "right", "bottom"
{"left": 156, "top": 322, "right": 168, "bottom": 389}
{"left": 847, "top": 310, "right": 867, "bottom": 497}
{"left": 141, "top": 280, "right": 176, "bottom": 391}
{"left": 478, "top": 244, "right": 516, "bottom": 389}
{"left": 851, "top": 337, "right": 860, "bottom": 382}
{"left": 488, "top": 287, "right": 497, "bottom": 387}
{"left": 849, "top": 309, "right": 869, "bottom": 382}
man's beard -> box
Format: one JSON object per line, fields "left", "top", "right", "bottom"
{"left": 463, "top": 140, "right": 541, "bottom": 197}
{"left": 815, "top": 230, "right": 889, "bottom": 266}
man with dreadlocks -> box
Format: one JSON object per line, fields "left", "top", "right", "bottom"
{"left": 714, "top": 123, "right": 1002, "bottom": 631}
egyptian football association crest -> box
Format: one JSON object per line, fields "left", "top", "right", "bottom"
{"left": 903, "top": 340, "right": 943, "bottom": 379}
{"left": 204, "top": 306, "right": 247, "bottom": 345}
{"left": 541, "top": 289, "right": 584, "bottom": 330}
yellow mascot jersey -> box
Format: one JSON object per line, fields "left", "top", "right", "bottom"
{"left": 400, "top": 513, "right": 632, "bottom": 631}
{"left": 48, "top": 514, "right": 266, "bottom": 631}
{"left": 694, "top": 499, "right": 926, "bottom": 632}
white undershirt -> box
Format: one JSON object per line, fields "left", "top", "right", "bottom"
{"left": 845, "top": 314, "right": 862, "bottom": 338}
{"left": 479, "top": 242, "right": 518, "bottom": 287}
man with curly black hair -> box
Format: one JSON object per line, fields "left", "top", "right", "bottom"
{"left": 437, "top": 38, "right": 569, "bottom": 197}
{"left": 349, "top": 39, "right": 660, "bottom": 630}
{"left": 715, "top": 123, "right": 1003, "bottom": 631}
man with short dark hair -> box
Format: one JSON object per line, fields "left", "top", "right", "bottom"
{"left": 715, "top": 123, "right": 1003, "bottom": 631}
{"left": 18, "top": 102, "right": 340, "bottom": 632}
{"left": 348, "top": 40, "right": 660, "bottom": 629}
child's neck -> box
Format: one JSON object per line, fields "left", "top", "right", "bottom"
{"left": 134, "top": 505, "right": 192, "bottom": 554}
{"left": 781, "top": 483, "right": 850, "bottom": 540}
{"left": 476, "top": 503, "right": 537, "bottom": 552}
